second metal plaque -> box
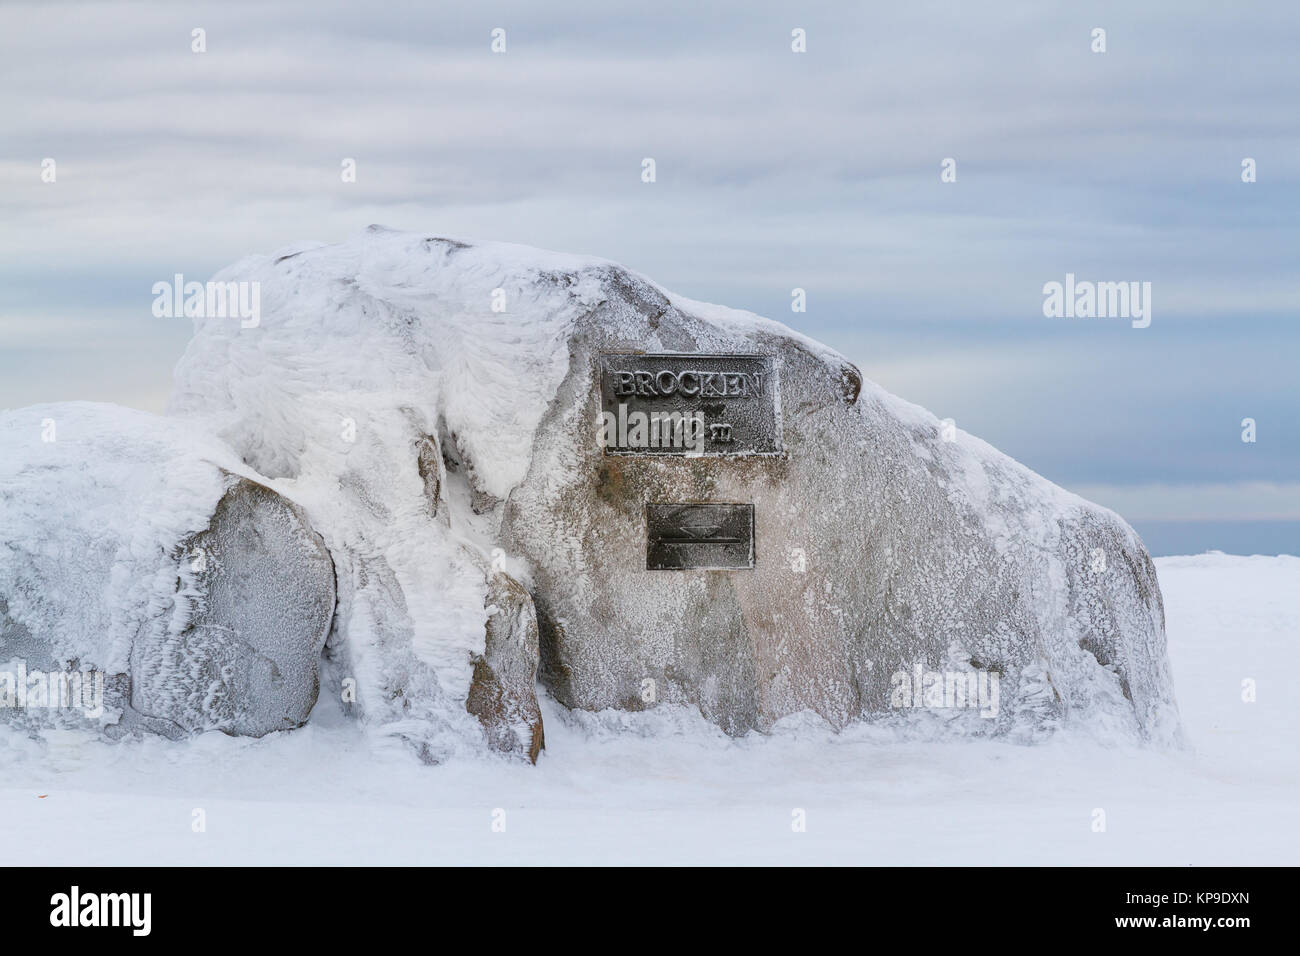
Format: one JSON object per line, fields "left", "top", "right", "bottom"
{"left": 646, "top": 503, "right": 755, "bottom": 570}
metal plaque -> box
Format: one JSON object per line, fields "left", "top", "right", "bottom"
{"left": 646, "top": 503, "right": 754, "bottom": 570}
{"left": 599, "top": 353, "right": 781, "bottom": 456}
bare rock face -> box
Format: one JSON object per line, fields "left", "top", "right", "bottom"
{"left": 466, "top": 571, "right": 545, "bottom": 762}
{"left": 130, "top": 479, "right": 336, "bottom": 736}
{"left": 498, "top": 270, "right": 1182, "bottom": 745}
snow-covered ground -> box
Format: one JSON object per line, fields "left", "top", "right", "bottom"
{"left": 3, "top": 553, "right": 1296, "bottom": 866}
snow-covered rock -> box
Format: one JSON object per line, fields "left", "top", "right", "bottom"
{"left": 0, "top": 403, "right": 335, "bottom": 737}
{"left": 166, "top": 230, "right": 563, "bottom": 762}
{"left": 166, "top": 226, "right": 1181, "bottom": 750}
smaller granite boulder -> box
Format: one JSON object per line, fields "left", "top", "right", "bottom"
{"left": 131, "top": 478, "right": 336, "bottom": 735}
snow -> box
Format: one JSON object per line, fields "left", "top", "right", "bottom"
{"left": 0, "top": 402, "right": 253, "bottom": 678}
{"left": 168, "top": 226, "right": 611, "bottom": 502}
{"left": 3, "top": 553, "right": 1295, "bottom": 865}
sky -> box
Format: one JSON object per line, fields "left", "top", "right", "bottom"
{"left": 1, "top": 0, "right": 1296, "bottom": 554}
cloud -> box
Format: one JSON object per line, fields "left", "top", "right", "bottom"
{"left": 1072, "top": 482, "right": 1300, "bottom": 522}
{"left": 0, "top": 0, "right": 1296, "bottom": 525}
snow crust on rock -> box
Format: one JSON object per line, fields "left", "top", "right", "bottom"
{"left": 0, "top": 403, "right": 335, "bottom": 737}
{"left": 167, "top": 227, "right": 615, "bottom": 758}
{"left": 170, "top": 227, "right": 609, "bottom": 500}
{"left": 0, "top": 402, "right": 246, "bottom": 680}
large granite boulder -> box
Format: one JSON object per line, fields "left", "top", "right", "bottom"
{"left": 499, "top": 280, "right": 1180, "bottom": 743}
{"left": 164, "top": 226, "right": 1181, "bottom": 751}
{"left": 0, "top": 403, "right": 335, "bottom": 738}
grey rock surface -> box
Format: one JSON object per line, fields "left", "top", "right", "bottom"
{"left": 466, "top": 570, "right": 545, "bottom": 762}
{"left": 131, "top": 478, "right": 336, "bottom": 736}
